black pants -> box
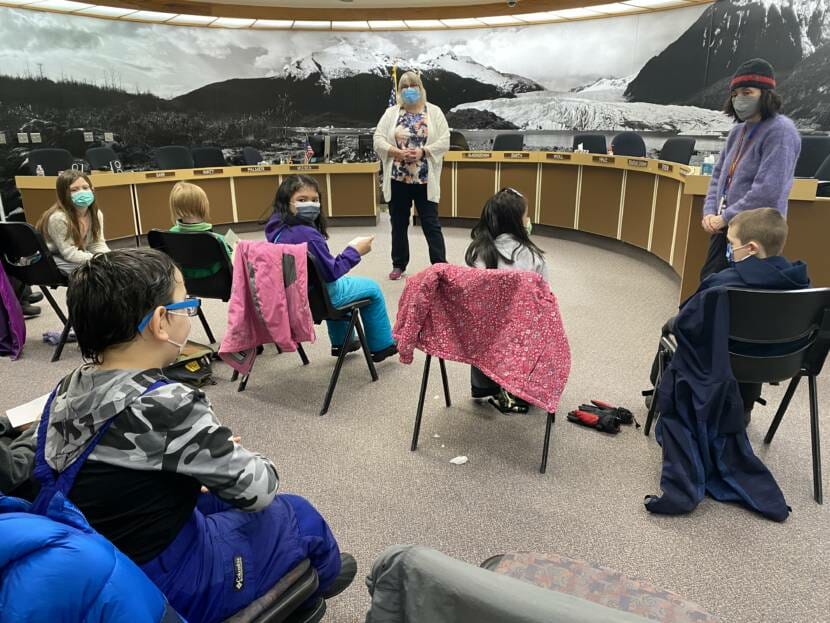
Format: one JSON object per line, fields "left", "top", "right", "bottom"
{"left": 389, "top": 180, "right": 446, "bottom": 271}
{"left": 471, "top": 366, "right": 500, "bottom": 398}
{"left": 700, "top": 232, "right": 729, "bottom": 282}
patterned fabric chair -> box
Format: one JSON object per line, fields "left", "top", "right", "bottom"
{"left": 481, "top": 552, "right": 718, "bottom": 623}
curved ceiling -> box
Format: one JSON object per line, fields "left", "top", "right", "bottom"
{"left": 0, "top": 0, "right": 711, "bottom": 28}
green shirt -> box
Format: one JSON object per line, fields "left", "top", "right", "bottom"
{"left": 169, "top": 221, "right": 233, "bottom": 278}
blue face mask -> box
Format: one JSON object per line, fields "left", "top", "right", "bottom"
{"left": 295, "top": 201, "right": 321, "bottom": 223}
{"left": 402, "top": 87, "right": 421, "bottom": 105}
{"left": 71, "top": 189, "right": 95, "bottom": 210}
{"left": 725, "top": 241, "right": 751, "bottom": 264}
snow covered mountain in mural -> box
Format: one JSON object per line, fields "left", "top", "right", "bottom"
{"left": 452, "top": 91, "right": 733, "bottom": 134}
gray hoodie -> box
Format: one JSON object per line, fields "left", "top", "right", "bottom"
{"left": 472, "top": 234, "right": 549, "bottom": 282}
{"left": 46, "top": 366, "right": 278, "bottom": 511}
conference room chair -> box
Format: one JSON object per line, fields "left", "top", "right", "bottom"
{"left": 147, "top": 229, "right": 233, "bottom": 344}
{"left": 659, "top": 137, "right": 696, "bottom": 165}
{"left": 241, "top": 146, "right": 264, "bottom": 165}
{"left": 0, "top": 222, "right": 71, "bottom": 362}
{"left": 794, "top": 134, "right": 830, "bottom": 178}
{"left": 357, "top": 134, "right": 374, "bottom": 158}
{"left": 572, "top": 133, "right": 607, "bottom": 154}
{"left": 610, "top": 131, "right": 646, "bottom": 157}
{"left": 449, "top": 130, "right": 470, "bottom": 151}
{"left": 26, "top": 148, "right": 73, "bottom": 176}
{"left": 646, "top": 287, "right": 830, "bottom": 504}
{"left": 191, "top": 146, "right": 226, "bottom": 168}
{"left": 307, "top": 253, "right": 378, "bottom": 416}
{"left": 155, "top": 145, "right": 194, "bottom": 170}
{"left": 492, "top": 133, "right": 524, "bottom": 151}
{"left": 85, "top": 146, "right": 120, "bottom": 171}
{"left": 814, "top": 153, "right": 830, "bottom": 197}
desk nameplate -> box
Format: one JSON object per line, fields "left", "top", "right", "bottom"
{"left": 546, "top": 153, "right": 571, "bottom": 161}
{"left": 145, "top": 171, "right": 175, "bottom": 179}
{"left": 241, "top": 166, "right": 273, "bottom": 173}
{"left": 193, "top": 168, "right": 223, "bottom": 176}
{"left": 462, "top": 152, "right": 493, "bottom": 160}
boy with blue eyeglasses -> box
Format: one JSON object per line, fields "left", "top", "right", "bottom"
{"left": 33, "top": 248, "right": 355, "bottom": 623}
{"left": 649, "top": 207, "right": 810, "bottom": 425}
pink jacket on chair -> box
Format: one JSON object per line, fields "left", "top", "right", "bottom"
{"left": 219, "top": 240, "right": 315, "bottom": 374}
{"left": 393, "top": 264, "right": 571, "bottom": 413}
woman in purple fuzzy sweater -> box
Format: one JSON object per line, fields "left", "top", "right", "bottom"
{"left": 700, "top": 58, "right": 801, "bottom": 280}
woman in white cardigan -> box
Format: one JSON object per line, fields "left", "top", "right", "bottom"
{"left": 36, "top": 170, "right": 110, "bottom": 275}
{"left": 373, "top": 71, "right": 450, "bottom": 280}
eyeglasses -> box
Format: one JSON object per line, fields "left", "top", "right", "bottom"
{"left": 137, "top": 296, "right": 201, "bottom": 333}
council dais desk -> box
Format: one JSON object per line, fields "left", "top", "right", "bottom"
{"left": 441, "top": 152, "right": 829, "bottom": 302}
{"left": 15, "top": 163, "right": 380, "bottom": 242}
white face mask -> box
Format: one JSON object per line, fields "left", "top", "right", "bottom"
{"left": 165, "top": 313, "right": 191, "bottom": 359}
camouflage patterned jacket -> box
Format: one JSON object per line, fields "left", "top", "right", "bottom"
{"left": 45, "top": 366, "right": 278, "bottom": 511}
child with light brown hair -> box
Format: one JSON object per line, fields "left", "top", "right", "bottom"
{"left": 169, "top": 181, "right": 232, "bottom": 259}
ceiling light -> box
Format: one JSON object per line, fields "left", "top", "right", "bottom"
{"left": 477, "top": 15, "right": 523, "bottom": 25}
{"left": 332, "top": 20, "right": 369, "bottom": 29}
{"left": 440, "top": 18, "right": 485, "bottom": 27}
{"left": 368, "top": 20, "right": 407, "bottom": 29}
{"left": 0, "top": 0, "right": 36, "bottom": 5}
{"left": 403, "top": 19, "right": 446, "bottom": 29}
{"left": 513, "top": 11, "right": 563, "bottom": 22}
{"left": 292, "top": 20, "right": 331, "bottom": 29}
{"left": 587, "top": 2, "right": 641, "bottom": 13}
{"left": 211, "top": 17, "right": 254, "bottom": 28}
{"left": 252, "top": 19, "right": 293, "bottom": 28}
{"left": 624, "top": 0, "right": 688, "bottom": 6}
{"left": 28, "top": 0, "right": 92, "bottom": 10}
{"left": 167, "top": 14, "right": 216, "bottom": 25}
{"left": 76, "top": 4, "right": 136, "bottom": 16}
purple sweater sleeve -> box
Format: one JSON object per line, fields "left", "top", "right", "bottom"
{"left": 703, "top": 127, "right": 738, "bottom": 216}
{"left": 721, "top": 122, "right": 800, "bottom": 222}
{"left": 306, "top": 234, "right": 361, "bottom": 282}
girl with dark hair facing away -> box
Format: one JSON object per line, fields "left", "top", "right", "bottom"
{"left": 465, "top": 188, "right": 548, "bottom": 412}
{"left": 264, "top": 175, "right": 397, "bottom": 362}
{"left": 36, "top": 169, "right": 110, "bottom": 274}
{"left": 699, "top": 57, "right": 800, "bottom": 280}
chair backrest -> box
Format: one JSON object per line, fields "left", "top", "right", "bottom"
{"left": 308, "top": 135, "right": 338, "bottom": 161}
{"left": 358, "top": 134, "right": 374, "bottom": 157}
{"left": 0, "top": 222, "right": 67, "bottom": 287}
{"left": 147, "top": 230, "right": 233, "bottom": 301}
{"left": 85, "top": 147, "right": 119, "bottom": 171}
{"left": 728, "top": 288, "right": 830, "bottom": 382}
{"left": 572, "top": 134, "right": 607, "bottom": 154}
{"left": 191, "top": 147, "right": 225, "bottom": 168}
{"left": 795, "top": 134, "right": 830, "bottom": 178}
{"left": 492, "top": 133, "right": 524, "bottom": 151}
{"left": 659, "top": 137, "right": 696, "bottom": 165}
{"left": 305, "top": 253, "right": 338, "bottom": 323}
{"left": 815, "top": 153, "right": 830, "bottom": 198}
{"left": 449, "top": 130, "right": 469, "bottom": 151}
{"left": 26, "top": 148, "right": 74, "bottom": 176}
{"left": 241, "top": 146, "right": 263, "bottom": 165}
{"left": 611, "top": 131, "right": 646, "bottom": 157}
{"left": 155, "top": 146, "right": 194, "bottom": 170}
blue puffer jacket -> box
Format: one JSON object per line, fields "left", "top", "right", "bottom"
{"left": 0, "top": 495, "right": 184, "bottom": 623}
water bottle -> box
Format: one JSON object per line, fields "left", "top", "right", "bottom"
{"left": 701, "top": 155, "right": 715, "bottom": 176}
{"left": 35, "top": 164, "right": 45, "bottom": 176}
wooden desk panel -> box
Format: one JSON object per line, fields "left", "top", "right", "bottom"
{"left": 671, "top": 194, "right": 693, "bottom": 274}
{"left": 95, "top": 186, "right": 136, "bottom": 240}
{"left": 651, "top": 178, "right": 681, "bottom": 264}
{"left": 439, "top": 165, "right": 453, "bottom": 218}
{"left": 234, "top": 175, "right": 279, "bottom": 223}
{"left": 620, "top": 171, "right": 654, "bottom": 250}
{"left": 20, "top": 189, "right": 55, "bottom": 228}
{"left": 329, "top": 173, "right": 376, "bottom": 217}
{"left": 539, "top": 164, "right": 578, "bottom": 229}
{"left": 135, "top": 181, "right": 178, "bottom": 234}
{"left": 456, "top": 164, "right": 496, "bottom": 219}
{"left": 578, "top": 167, "right": 623, "bottom": 239}
{"left": 190, "top": 178, "right": 234, "bottom": 225}
{"left": 500, "top": 163, "right": 538, "bottom": 221}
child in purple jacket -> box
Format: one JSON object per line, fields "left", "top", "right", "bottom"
{"left": 264, "top": 175, "right": 397, "bottom": 362}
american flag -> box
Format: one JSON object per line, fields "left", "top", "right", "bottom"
{"left": 304, "top": 138, "right": 314, "bottom": 163}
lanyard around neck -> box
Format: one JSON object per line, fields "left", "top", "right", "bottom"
{"left": 724, "top": 121, "right": 762, "bottom": 192}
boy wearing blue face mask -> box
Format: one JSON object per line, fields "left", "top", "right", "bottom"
{"left": 36, "top": 170, "right": 111, "bottom": 275}
{"left": 264, "top": 175, "right": 397, "bottom": 362}
{"left": 650, "top": 207, "right": 809, "bottom": 424}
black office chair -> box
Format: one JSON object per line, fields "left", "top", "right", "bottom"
{"left": 795, "top": 135, "right": 830, "bottom": 178}
{"left": 155, "top": 146, "right": 194, "bottom": 170}
{"left": 492, "top": 133, "right": 524, "bottom": 151}
{"left": 813, "top": 153, "right": 830, "bottom": 197}
{"left": 645, "top": 288, "right": 830, "bottom": 504}
{"left": 242, "top": 147, "right": 264, "bottom": 165}
{"left": 307, "top": 253, "right": 378, "bottom": 416}
{"left": 221, "top": 559, "right": 325, "bottom": 623}
{"left": 191, "top": 146, "right": 226, "bottom": 168}
{"left": 357, "top": 134, "right": 374, "bottom": 158}
{"left": 148, "top": 230, "right": 233, "bottom": 344}
{"left": 85, "top": 147, "right": 120, "bottom": 171}
{"left": 572, "top": 134, "right": 607, "bottom": 154}
{"left": 449, "top": 130, "right": 470, "bottom": 152}
{"left": 611, "top": 131, "right": 646, "bottom": 157}
{"left": 26, "top": 148, "right": 74, "bottom": 176}
{"left": 0, "top": 223, "right": 71, "bottom": 362}
{"left": 659, "top": 137, "right": 696, "bottom": 165}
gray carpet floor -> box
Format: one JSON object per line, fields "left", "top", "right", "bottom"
{"left": 2, "top": 216, "right": 828, "bottom": 623}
